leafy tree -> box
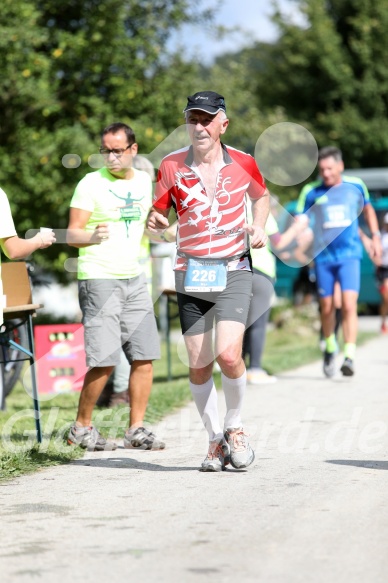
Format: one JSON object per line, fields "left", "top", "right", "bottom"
{"left": 255, "top": 0, "right": 388, "bottom": 168}
{"left": 208, "top": 49, "right": 288, "bottom": 156}
{"left": 0, "top": 0, "right": 215, "bottom": 276}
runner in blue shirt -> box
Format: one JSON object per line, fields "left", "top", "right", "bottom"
{"left": 296, "top": 146, "right": 381, "bottom": 377}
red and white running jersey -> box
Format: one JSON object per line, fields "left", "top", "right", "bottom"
{"left": 154, "top": 144, "right": 266, "bottom": 270}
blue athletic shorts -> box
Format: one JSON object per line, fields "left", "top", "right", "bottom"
{"left": 315, "top": 259, "right": 360, "bottom": 298}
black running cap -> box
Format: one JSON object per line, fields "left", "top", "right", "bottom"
{"left": 183, "top": 91, "right": 226, "bottom": 115}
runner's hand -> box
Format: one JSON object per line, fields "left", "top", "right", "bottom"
{"left": 147, "top": 210, "right": 170, "bottom": 234}
{"left": 370, "top": 235, "right": 382, "bottom": 261}
{"left": 243, "top": 223, "right": 268, "bottom": 249}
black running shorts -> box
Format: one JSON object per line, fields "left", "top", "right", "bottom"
{"left": 175, "top": 270, "right": 253, "bottom": 336}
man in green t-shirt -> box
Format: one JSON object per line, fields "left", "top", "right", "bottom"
{"left": 66, "top": 122, "right": 163, "bottom": 452}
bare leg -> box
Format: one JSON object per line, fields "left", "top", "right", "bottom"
{"left": 76, "top": 366, "right": 114, "bottom": 426}
{"left": 341, "top": 290, "right": 359, "bottom": 344}
{"left": 129, "top": 360, "right": 153, "bottom": 428}
{"left": 183, "top": 330, "right": 214, "bottom": 385}
{"left": 215, "top": 320, "right": 246, "bottom": 378}
{"left": 320, "top": 295, "right": 335, "bottom": 339}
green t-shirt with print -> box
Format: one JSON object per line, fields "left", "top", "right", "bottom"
{"left": 70, "top": 167, "right": 152, "bottom": 279}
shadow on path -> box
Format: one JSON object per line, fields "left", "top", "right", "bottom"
{"left": 70, "top": 457, "right": 246, "bottom": 473}
{"left": 326, "top": 459, "right": 388, "bottom": 470}
{"left": 70, "top": 457, "right": 197, "bottom": 471}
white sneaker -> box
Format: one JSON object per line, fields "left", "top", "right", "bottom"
{"left": 247, "top": 369, "right": 277, "bottom": 385}
{"left": 200, "top": 438, "right": 230, "bottom": 472}
{"left": 224, "top": 427, "right": 255, "bottom": 469}
{"left": 323, "top": 351, "right": 336, "bottom": 378}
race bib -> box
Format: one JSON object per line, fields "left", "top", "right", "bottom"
{"left": 184, "top": 258, "right": 227, "bottom": 292}
{"left": 322, "top": 204, "right": 352, "bottom": 229}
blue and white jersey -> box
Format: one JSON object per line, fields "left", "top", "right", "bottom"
{"left": 296, "top": 176, "right": 370, "bottom": 264}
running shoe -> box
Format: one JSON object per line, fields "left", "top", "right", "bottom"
{"left": 224, "top": 427, "right": 255, "bottom": 469}
{"left": 67, "top": 424, "right": 117, "bottom": 451}
{"left": 123, "top": 426, "right": 165, "bottom": 450}
{"left": 200, "top": 438, "right": 230, "bottom": 472}
{"left": 340, "top": 357, "right": 355, "bottom": 376}
{"left": 323, "top": 351, "right": 336, "bottom": 378}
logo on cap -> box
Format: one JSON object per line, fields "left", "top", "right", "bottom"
{"left": 184, "top": 91, "right": 226, "bottom": 114}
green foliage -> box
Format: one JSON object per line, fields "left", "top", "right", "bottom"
{"left": 254, "top": 0, "right": 388, "bottom": 167}
{"left": 207, "top": 50, "right": 288, "bottom": 156}
{"left": 3, "top": 0, "right": 388, "bottom": 276}
{"left": 0, "top": 0, "right": 215, "bottom": 278}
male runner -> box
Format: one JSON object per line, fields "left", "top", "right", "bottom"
{"left": 147, "top": 91, "right": 269, "bottom": 471}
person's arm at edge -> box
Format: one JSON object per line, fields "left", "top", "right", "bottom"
{"left": 1, "top": 231, "right": 55, "bottom": 260}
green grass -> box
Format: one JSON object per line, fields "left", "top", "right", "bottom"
{"left": 0, "top": 309, "right": 377, "bottom": 482}
{"left": 0, "top": 342, "right": 192, "bottom": 482}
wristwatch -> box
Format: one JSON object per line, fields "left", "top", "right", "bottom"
{"left": 160, "top": 230, "right": 169, "bottom": 242}
{"left": 372, "top": 230, "right": 381, "bottom": 237}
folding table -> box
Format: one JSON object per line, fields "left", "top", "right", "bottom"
{"left": 0, "top": 262, "right": 43, "bottom": 442}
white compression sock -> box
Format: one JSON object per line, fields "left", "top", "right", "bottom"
{"left": 222, "top": 371, "right": 246, "bottom": 430}
{"left": 189, "top": 378, "right": 223, "bottom": 441}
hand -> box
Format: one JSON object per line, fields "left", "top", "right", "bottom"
{"left": 147, "top": 210, "right": 169, "bottom": 235}
{"left": 294, "top": 213, "right": 309, "bottom": 226}
{"left": 37, "top": 229, "right": 56, "bottom": 249}
{"left": 243, "top": 223, "right": 268, "bottom": 249}
{"left": 296, "top": 227, "right": 313, "bottom": 245}
{"left": 292, "top": 215, "right": 309, "bottom": 234}
{"left": 370, "top": 235, "right": 382, "bottom": 261}
{"left": 92, "top": 223, "right": 110, "bottom": 244}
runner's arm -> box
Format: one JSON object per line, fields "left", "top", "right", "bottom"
{"left": 244, "top": 189, "right": 270, "bottom": 248}
{"left": 270, "top": 217, "right": 310, "bottom": 251}
{"left": 145, "top": 207, "right": 170, "bottom": 238}
{"left": 363, "top": 203, "right": 382, "bottom": 260}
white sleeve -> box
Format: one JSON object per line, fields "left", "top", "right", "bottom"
{"left": 0, "top": 187, "right": 17, "bottom": 239}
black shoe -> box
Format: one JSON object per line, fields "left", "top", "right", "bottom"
{"left": 340, "top": 358, "right": 354, "bottom": 376}
{"left": 323, "top": 351, "right": 336, "bottom": 378}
